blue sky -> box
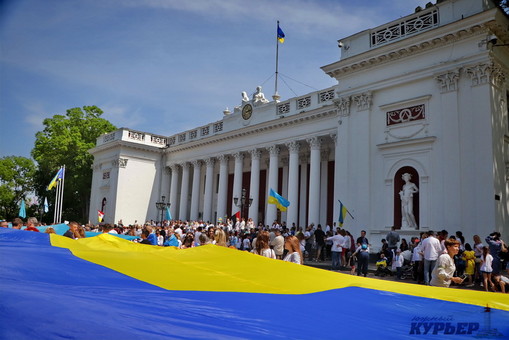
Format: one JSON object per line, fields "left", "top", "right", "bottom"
{"left": 0, "top": 0, "right": 426, "bottom": 159}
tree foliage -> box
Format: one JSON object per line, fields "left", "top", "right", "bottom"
{"left": 0, "top": 156, "right": 36, "bottom": 220}
{"left": 32, "top": 106, "right": 116, "bottom": 222}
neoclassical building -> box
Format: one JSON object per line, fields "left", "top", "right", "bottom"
{"left": 89, "top": 0, "right": 509, "bottom": 242}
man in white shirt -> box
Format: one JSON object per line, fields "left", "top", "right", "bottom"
{"left": 420, "top": 230, "right": 442, "bottom": 285}
{"left": 326, "top": 231, "right": 345, "bottom": 270}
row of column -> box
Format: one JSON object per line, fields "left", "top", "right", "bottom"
{"left": 167, "top": 135, "right": 335, "bottom": 227}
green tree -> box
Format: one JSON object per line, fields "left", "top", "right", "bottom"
{"left": 0, "top": 156, "right": 36, "bottom": 220}
{"left": 32, "top": 106, "right": 116, "bottom": 222}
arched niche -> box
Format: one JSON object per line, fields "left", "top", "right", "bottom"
{"left": 393, "top": 167, "right": 419, "bottom": 229}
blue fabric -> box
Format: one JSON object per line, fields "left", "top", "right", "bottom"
{"left": 1, "top": 228, "right": 508, "bottom": 339}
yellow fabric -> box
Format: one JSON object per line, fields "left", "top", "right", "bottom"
{"left": 51, "top": 233, "right": 509, "bottom": 311}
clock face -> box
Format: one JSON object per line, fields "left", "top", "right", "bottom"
{"left": 242, "top": 104, "right": 252, "bottom": 120}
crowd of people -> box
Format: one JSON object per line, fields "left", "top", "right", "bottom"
{"left": 2, "top": 216, "right": 508, "bottom": 292}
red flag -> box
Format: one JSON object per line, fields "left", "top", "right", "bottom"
{"left": 231, "top": 211, "right": 241, "bottom": 221}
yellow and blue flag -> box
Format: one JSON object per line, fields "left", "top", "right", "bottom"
{"left": 277, "top": 22, "right": 285, "bottom": 43}
{"left": 1, "top": 228, "right": 509, "bottom": 338}
{"left": 47, "top": 167, "right": 64, "bottom": 190}
{"left": 1, "top": 228, "right": 508, "bottom": 339}
{"left": 268, "top": 188, "right": 290, "bottom": 212}
{"left": 338, "top": 200, "right": 349, "bottom": 227}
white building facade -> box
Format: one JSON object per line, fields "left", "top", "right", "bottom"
{"left": 89, "top": 0, "right": 509, "bottom": 243}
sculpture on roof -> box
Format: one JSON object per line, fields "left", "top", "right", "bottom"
{"left": 252, "top": 86, "right": 269, "bottom": 105}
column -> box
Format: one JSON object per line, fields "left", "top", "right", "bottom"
{"left": 169, "top": 164, "right": 180, "bottom": 220}
{"left": 286, "top": 141, "right": 300, "bottom": 229}
{"left": 217, "top": 154, "right": 229, "bottom": 222}
{"left": 248, "top": 149, "right": 261, "bottom": 226}
{"left": 299, "top": 153, "right": 309, "bottom": 230}
{"left": 281, "top": 157, "right": 289, "bottom": 224}
{"left": 331, "top": 133, "right": 343, "bottom": 229}
{"left": 266, "top": 145, "right": 280, "bottom": 225}
{"left": 231, "top": 152, "right": 244, "bottom": 215}
{"left": 203, "top": 157, "right": 215, "bottom": 223}
{"left": 161, "top": 166, "right": 171, "bottom": 201}
{"left": 190, "top": 160, "right": 202, "bottom": 221}
{"left": 307, "top": 137, "right": 322, "bottom": 226}
{"left": 179, "top": 162, "right": 190, "bottom": 220}
{"left": 320, "top": 149, "right": 329, "bottom": 228}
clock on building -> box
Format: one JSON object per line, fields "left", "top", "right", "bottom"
{"left": 242, "top": 104, "right": 253, "bottom": 120}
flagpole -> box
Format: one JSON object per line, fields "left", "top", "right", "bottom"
{"left": 59, "top": 165, "right": 65, "bottom": 223}
{"left": 53, "top": 177, "right": 59, "bottom": 224}
{"left": 273, "top": 20, "right": 280, "bottom": 101}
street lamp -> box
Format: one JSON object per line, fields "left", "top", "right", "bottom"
{"left": 155, "top": 196, "right": 171, "bottom": 224}
{"left": 233, "top": 188, "right": 253, "bottom": 219}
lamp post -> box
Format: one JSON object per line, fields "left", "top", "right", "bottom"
{"left": 233, "top": 188, "right": 253, "bottom": 219}
{"left": 155, "top": 196, "right": 171, "bottom": 224}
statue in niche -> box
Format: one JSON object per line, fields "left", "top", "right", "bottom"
{"left": 252, "top": 86, "right": 269, "bottom": 105}
{"left": 399, "top": 173, "right": 418, "bottom": 229}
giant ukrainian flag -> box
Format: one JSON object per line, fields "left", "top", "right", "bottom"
{"left": 1, "top": 228, "right": 508, "bottom": 339}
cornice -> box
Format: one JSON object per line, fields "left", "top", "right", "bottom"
{"left": 167, "top": 107, "right": 338, "bottom": 153}
{"left": 89, "top": 139, "right": 165, "bottom": 155}
{"left": 322, "top": 10, "right": 497, "bottom": 79}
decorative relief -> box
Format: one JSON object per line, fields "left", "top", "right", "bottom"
{"left": 297, "top": 96, "right": 311, "bottom": 110}
{"left": 435, "top": 71, "right": 459, "bottom": 93}
{"left": 213, "top": 122, "right": 223, "bottom": 133}
{"left": 286, "top": 141, "right": 300, "bottom": 154}
{"left": 319, "top": 89, "right": 335, "bottom": 103}
{"left": 465, "top": 63, "right": 490, "bottom": 86}
{"left": 103, "top": 132, "right": 116, "bottom": 143}
{"left": 128, "top": 131, "right": 145, "bottom": 141}
{"left": 353, "top": 92, "right": 372, "bottom": 111}
{"left": 333, "top": 96, "right": 351, "bottom": 117}
{"left": 321, "top": 149, "right": 330, "bottom": 162}
{"left": 180, "top": 162, "right": 190, "bottom": 170}
{"left": 204, "top": 157, "right": 215, "bottom": 167}
{"left": 267, "top": 145, "right": 281, "bottom": 156}
{"left": 277, "top": 103, "right": 290, "bottom": 115}
{"left": 386, "top": 104, "right": 425, "bottom": 126}
{"left": 233, "top": 152, "right": 244, "bottom": 161}
{"left": 307, "top": 136, "right": 322, "bottom": 150}
{"left": 490, "top": 63, "right": 506, "bottom": 86}
{"left": 249, "top": 149, "right": 262, "bottom": 160}
{"left": 201, "top": 126, "right": 210, "bottom": 136}
{"left": 92, "top": 163, "right": 102, "bottom": 171}
{"left": 170, "top": 164, "right": 179, "bottom": 173}
{"left": 178, "top": 133, "right": 186, "bottom": 142}
{"left": 151, "top": 135, "right": 167, "bottom": 145}
{"left": 189, "top": 130, "right": 198, "bottom": 140}
{"left": 371, "top": 9, "right": 438, "bottom": 46}
{"left": 102, "top": 171, "right": 110, "bottom": 179}
{"left": 167, "top": 136, "right": 176, "bottom": 146}
{"left": 330, "top": 133, "right": 337, "bottom": 146}
{"left": 218, "top": 154, "right": 229, "bottom": 164}
{"left": 112, "top": 158, "right": 128, "bottom": 168}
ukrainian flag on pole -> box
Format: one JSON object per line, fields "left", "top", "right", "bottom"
{"left": 47, "top": 167, "right": 64, "bottom": 190}
{"left": 277, "top": 22, "right": 285, "bottom": 43}
{"left": 338, "top": 199, "right": 353, "bottom": 227}
{"left": 268, "top": 188, "right": 290, "bottom": 212}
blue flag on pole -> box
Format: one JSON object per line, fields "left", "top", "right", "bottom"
{"left": 18, "top": 199, "right": 26, "bottom": 218}
{"left": 165, "top": 206, "right": 172, "bottom": 221}
{"left": 44, "top": 197, "right": 49, "bottom": 213}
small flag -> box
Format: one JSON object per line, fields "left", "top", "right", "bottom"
{"left": 165, "top": 206, "right": 172, "bottom": 221}
{"left": 277, "top": 22, "right": 285, "bottom": 43}
{"left": 338, "top": 200, "right": 353, "bottom": 227}
{"left": 268, "top": 188, "right": 290, "bottom": 212}
{"left": 44, "top": 197, "right": 49, "bottom": 213}
{"left": 19, "top": 199, "right": 26, "bottom": 218}
{"left": 231, "top": 211, "right": 241, "bottom": 221}
{"left": 47, "top": 167, "right": 64, "bottom": 190}
{"left": 98, "top": 210, "right": 104, "bottom": 223}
